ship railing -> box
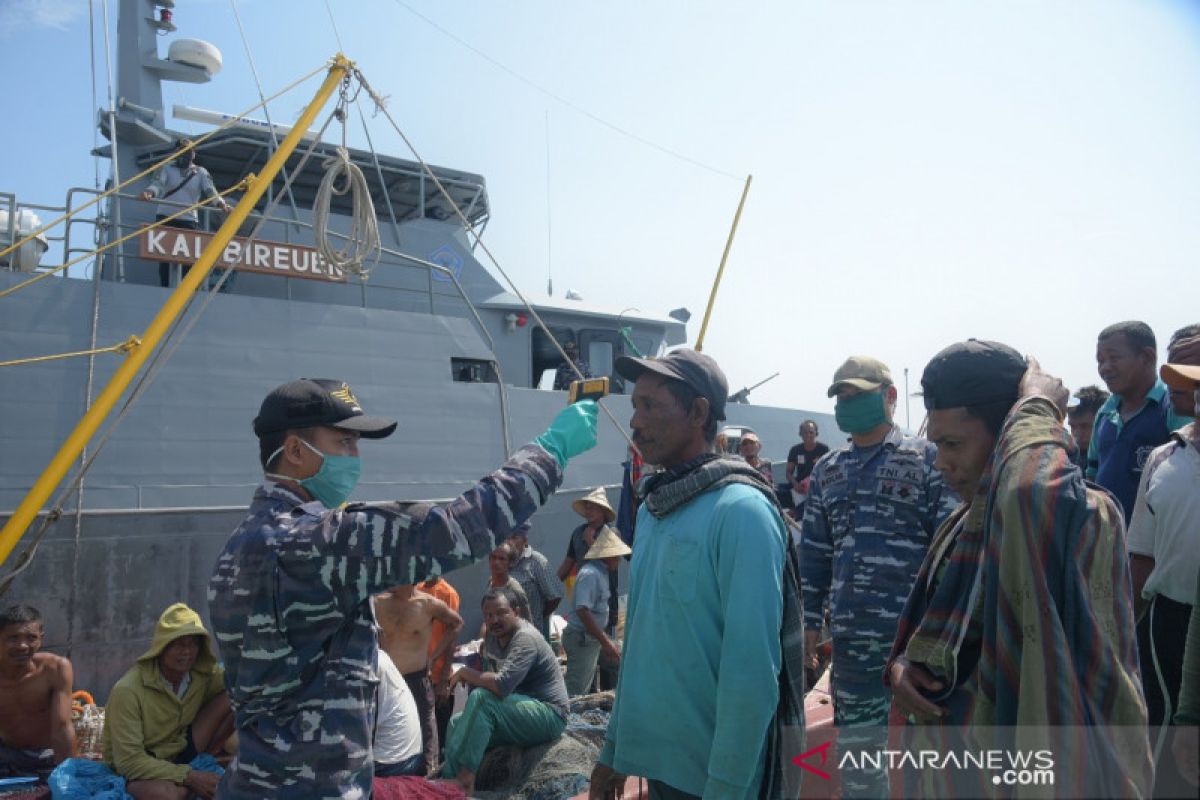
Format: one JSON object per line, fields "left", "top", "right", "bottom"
{"left": 46, "top": 183, "right": 515, "bottom": 457}
{"left": 36, "top": 186, "right": 479, "bottom": 318}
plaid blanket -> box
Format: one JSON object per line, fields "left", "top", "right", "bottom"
{"left": 642, "top": 455, "right": 806, "bottom": 800}
{"left": 887, "top": 397, "right": 1152, "bottom": 797}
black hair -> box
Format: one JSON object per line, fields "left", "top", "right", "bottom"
{"left": 491, "top": 541, "right": 516, "bottom": 563}
{"left": 800, "top": 419, "right": 819, "bottom": 434}
{"left": 1169, "top": 324, "right": 1200, "bottom": 353}
{"left": 481, "top": 585, "right": 530, "bottom": 620}
{"left": 1067, "top": 385, "right": 1109, "bottom": 418}
{"left": 258, "top": 427, "right": 316, "bottom": 470}
{"left": 960, "top": 398, "right": 1016, "bottom": 439}
{"left": 0, "top": 605, "right": 42, "bottom": 630}
{"left": 662, "top": 378, "right": 719, "bottom": 443}
{"left": 482, "top": 586, "right": 519, "bottom": 608}
{"left": 1098, "top": 321, "right": 1156, "bottom": 353}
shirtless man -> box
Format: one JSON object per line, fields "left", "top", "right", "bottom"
{"left": 375, "top": 585, "right": 463, "bottom": 776}
{"left": 0, "top": 605, "right": 76, "bottom": 783}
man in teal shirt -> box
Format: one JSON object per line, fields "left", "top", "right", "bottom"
{"left": 589, "top": 349, "right": 795, "bottom": 800}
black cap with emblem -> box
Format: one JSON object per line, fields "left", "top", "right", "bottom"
{"left": 921, "top": 339, "right": 1027, "bottom": 410}
{"left": 253, "top": 378, "right": 397, "bottom": 439}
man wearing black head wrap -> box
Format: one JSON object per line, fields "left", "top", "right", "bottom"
{"left": 884, "top": 340, "right": 1151, "bottom": 798}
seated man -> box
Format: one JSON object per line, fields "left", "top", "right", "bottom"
{"left": 374, "top": 649, "right": 425, "bottom": 777}
{"left": 0, "top": 605, "right": 76, "bottom": 783}
{"left": 103, "top": 603, "right": 235, "bottom": 800}
{"left": 441, "top": 587, "right": 569, "bottom": 793}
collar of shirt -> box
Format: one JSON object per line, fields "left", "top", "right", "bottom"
{"left": 1097, "top": 378, "right": 1168, "bottom": 420}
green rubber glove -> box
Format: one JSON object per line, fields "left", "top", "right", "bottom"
{"left": 533, "top": 400, "right": 599, "bottom": 467}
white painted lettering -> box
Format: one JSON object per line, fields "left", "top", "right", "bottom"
{"left": 253, "top": 243, "right": 271, "bottom": 269}
{"left": 146, "top": 229, "right": 167, "bottom": 255}
{"left": 171, "top": 235, "right": 191, "bottom": 259}
{"left": 273, "top": 246, "right": 290, "bottom": 270}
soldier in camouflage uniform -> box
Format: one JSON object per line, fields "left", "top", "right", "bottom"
{"left": 801, "top": 357, "right": 955, "bottom": 798}
{"left": 208, "top": 378, "right": 597, "bottom": 799}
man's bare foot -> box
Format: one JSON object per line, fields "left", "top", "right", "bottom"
{"left": 453, "top": 768, "right": 475, "bottom": 793}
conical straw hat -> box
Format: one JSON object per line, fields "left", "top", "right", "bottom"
{"left": 571, "top": 487, "right": 616, "bottom": 522}
{"left": 584, "top": 526, "right": 632, "bottom": 560}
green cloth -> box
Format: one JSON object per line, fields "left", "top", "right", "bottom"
{"left": 102, "top": 603, "right": 225, "bottom": 784}
{"left": 1177, "top": 568, "right": 1200, "bottom": 725}
{"left": 440, "top": 690, "right": 565, "bottom": 776}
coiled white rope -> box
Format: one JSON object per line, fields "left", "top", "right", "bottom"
{"left": 313, "top": 146, "right": 380, "bottom": 279}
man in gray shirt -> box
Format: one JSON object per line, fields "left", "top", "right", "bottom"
{"left": 140, "top": 139, "right": 230, "bottom": 287}
{"left": 441, "top": 586, "right": 568, "bottom": 793}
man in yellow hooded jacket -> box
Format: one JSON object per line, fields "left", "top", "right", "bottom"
{"left": 102, "top": 603, "right": 234, "bottom": 800}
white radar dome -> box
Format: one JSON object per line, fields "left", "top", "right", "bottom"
{"left": 0, "top": 209, "right": 49, "bottom": 272}
{"left": 167, "top": 38, "right": 223, "bottom": 77}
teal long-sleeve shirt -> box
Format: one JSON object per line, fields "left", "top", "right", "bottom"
{"left": 598, "top": 483, "right": 786, "bottom": 799}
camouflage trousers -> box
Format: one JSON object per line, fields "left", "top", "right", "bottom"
{"left": 831, "top": 670, "right": 891, "bottom": 800}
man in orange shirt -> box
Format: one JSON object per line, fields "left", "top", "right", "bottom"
{"left": 420, "top": 575, "right": 461, "bottom": 761}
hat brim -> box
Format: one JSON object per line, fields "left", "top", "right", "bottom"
{"left": 571, "top": 498, "right": 616, "bottom": 522}
{"left": 584, "top": 541, "right": 633, "bottom": 560}
{"left": 333, "top": 414, "right": 398, "bottom": 439}
{"left": 1161, "top": 363, "right": 1200, "bottom": 391}
{"left": 614, "top": 355, "right": 685, "bottom": 386}
{"left": 826, "top": 378, "right": 885, "bottom": 398}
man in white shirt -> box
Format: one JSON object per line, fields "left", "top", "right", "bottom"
{"left": 373, "top": 650, "right": 425, "bottom": 777}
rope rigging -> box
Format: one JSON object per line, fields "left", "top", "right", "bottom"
{"left": 350, "top": 66, "right": 640, "bottom": 455}
{"left": 0, "top": 64, "right": 347, "bottom": 596}
{"left": 0, "top": 61, "right": 329, "bottom": 268}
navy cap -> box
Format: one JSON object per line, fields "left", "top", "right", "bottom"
{"left": 615, "top": 348, "right": 729, "bottom": 421}
{"left": 253, "top": 378, "right": 397, "bottom": 439}
{"left": 921, "top": 340, "right": 1027, "bottom": 410}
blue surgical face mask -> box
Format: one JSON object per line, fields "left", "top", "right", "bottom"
{"left": 834, "top": 390, "right": 888, "bottom": 434}
{"left": 266, "top": 438, "right": 361, "bottom": 508}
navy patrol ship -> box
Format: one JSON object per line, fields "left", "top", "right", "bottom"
{"left": 0, "top": 0, "right": 831, "bottom": 699}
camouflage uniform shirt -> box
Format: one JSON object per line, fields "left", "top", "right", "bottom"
{"left": 800, "top": 426, "right": 955, "bottom": 681}
{"left": 208, "top": 444, "right": 561, "bottom": 799}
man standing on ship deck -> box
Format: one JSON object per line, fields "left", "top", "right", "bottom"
{"left": 208, "top": 378, "right": 597, "bottom": 799}
{"left": 140, "top": 139, "right": 231, "bottom": 288}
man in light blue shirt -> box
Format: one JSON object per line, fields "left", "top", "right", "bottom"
{"left": 589, "top": 349, "right": 795, "bottom": 800}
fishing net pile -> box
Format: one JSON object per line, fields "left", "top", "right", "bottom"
{"left": 472, "top": 691, "right": 613, "bottom": 800}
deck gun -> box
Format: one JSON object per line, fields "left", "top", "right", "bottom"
{"left": 727, "top": 372, "right": 780, "bottom": 404}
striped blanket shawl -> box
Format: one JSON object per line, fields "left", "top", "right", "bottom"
{"left": 887, "top": 397, "right": 1152, "bottom": 797}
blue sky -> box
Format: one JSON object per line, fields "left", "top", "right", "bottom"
{"left": 2, "top": 0, "right": 1198, "bottom": 424}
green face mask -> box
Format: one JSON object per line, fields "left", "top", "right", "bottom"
{"left": 266, "top": 438, "right": 361, "bottom": 508}
{"left": 835, "top": 391, "right": 888, "bottom": 434}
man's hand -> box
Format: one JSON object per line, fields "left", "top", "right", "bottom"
{"left": 435, "top": 678, "right": 452, "bottom": 702}
{"left": 888, "top": 656, "right": 948, "bottom": 723}
{"left": 184, "top": 769, "right": 221, "bottom": 799}
{"left": 448, "top": 667, "right": 471, "bottom": 690}
{"left": 804, "top": 630, "right": 820, "bottom": 672}
{"left": 1019, "top": 357, "right": 1069, "bottom": 416}
{"left": 217, "top": 199, "right": 232, "bottom": 214}
{"left": 601, "top": 640, "right": 621, "bottom": 665}
{"left": 799, "top": 477, "right": 812, "bottom": 494}
{"left": 588, "top": 762, "right": 626, "bottom": 800}
{"left": 534, "top": 400, "right": 599, "bottom": 467}
{"left": 139, "top": 190, "right": 154, "bottom": 201}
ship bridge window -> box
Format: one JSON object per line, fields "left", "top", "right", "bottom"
{"left": 531, "top": 325, "right": 576, "bottom": 389}
{"left": 451, "top": 358, "right": 499, "bottom": 384}
{"left": 532, "top": 325, "right": 631, "bottom": 391}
